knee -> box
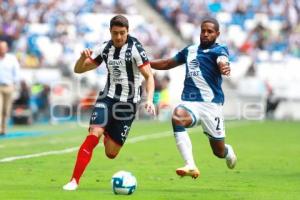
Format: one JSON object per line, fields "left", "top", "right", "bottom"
{"left": 105, "top": 152, "right": 117, "bottom": 159}
{"left": 89, "top": 126, "right": 104, "bottom": 137}
{"left": 172, "top": 113, "right": 187, "bottom": 127}
{"left": 172, "top": 108, "right": 193, "bottom": 127}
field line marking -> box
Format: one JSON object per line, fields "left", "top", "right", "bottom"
{"left": 0, "top": 121, "right": 249, "bottom": 163}
{"left": 0, "top": 131, "right": 172, "bottom": 163}
{"left": 0, "top": 147, "right": 79, "bottom": 163}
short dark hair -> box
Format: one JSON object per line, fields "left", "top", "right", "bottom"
{"left": 110, "top": 15, "right": 129, "bottom": 29}
{"left": 201, "top": 17, "right": 219, "bottom": 31}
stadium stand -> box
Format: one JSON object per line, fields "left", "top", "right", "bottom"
{"left": 1, "top": 0, "right": 300, "bottom": 120}
{"left": 0, "top": 0, "right": 176, "bottom": 122}
{"left": 148, "top": 0, "right": 300, "bottom": 120}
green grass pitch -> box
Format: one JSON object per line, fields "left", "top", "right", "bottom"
{"left": 0, "top": 120, "right": 299, "bottom": 200}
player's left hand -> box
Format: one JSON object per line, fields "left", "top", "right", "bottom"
{"left": 144, "top": 100, "right": 156, "bottom": 116}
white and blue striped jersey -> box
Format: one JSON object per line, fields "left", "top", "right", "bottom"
{"left": 91, "top": 35, "right": 149, "bottom": 103}
{"left": 174, "top": 43, "right": 229, "bottom": 104}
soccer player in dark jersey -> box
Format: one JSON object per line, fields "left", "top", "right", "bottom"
{"left": 63, "top": 15, "right": 155, "bottom": 190}
{"left": 150, "top": 17, "right": 237, "bottom": 179}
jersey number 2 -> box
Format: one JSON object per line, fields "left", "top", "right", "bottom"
{"left": 215, "top": 117, "right": 221, "bottom": 131}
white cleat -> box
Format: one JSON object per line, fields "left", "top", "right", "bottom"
{"left": 226, "top": 145, "right": 237, "bottom": 169}
{"left": 63, "top": 178, "right": 78, "bottom": 191}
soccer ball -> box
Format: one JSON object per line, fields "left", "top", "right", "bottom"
{"left": 111, "top": 170, "right": 137, "bottom": 195}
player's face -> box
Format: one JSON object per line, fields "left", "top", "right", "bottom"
{"left": 110, "top": 26, "right": 128, "bottom": 48}
{"left": 200, "top": 22, "right": 220, "bottom": 48}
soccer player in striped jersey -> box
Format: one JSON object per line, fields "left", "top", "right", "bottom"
{"left": 150, "top": 17, "right": 237, "bottom": 179}
{"left": 63, "top": 15, "right": 155, "bottom": 190}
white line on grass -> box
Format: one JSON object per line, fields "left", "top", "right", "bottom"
{"left": 0, "top": 121, "right": 250, "bottom": 163}
{"left": 0, "top": 131, "right": 172, "bottom": 163}
{"left": 0, "top": 147, "right": 78, "bottom": 162}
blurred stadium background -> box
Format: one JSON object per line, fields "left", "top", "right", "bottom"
{"left": 1, "top": 1, "right": 300, "bottom": 199}
{"left": 1, "top": 0, "right": 300, "bottom": 124}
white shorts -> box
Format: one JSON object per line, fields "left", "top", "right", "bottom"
{"left": 176, "top": 101, "right": 225, "bottom": 140}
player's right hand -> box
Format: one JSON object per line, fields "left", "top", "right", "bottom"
{"left": 219, "top": 64, "right": 231, "bottom": 76}
{"left": 80, "top": 49, "right": 93, "bottom": 59}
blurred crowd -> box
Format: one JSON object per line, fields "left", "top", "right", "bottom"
{"left": 0, "top": 0, "right": 176, "bottom": 125}
{"left": 0, "top": 0, "right": 173, "bottom": 71}
{"left": 149, "top": 0, "right": 300, "bottom": 61}
{"left": 4, "top": 0, "right": 298, "bottom": 124}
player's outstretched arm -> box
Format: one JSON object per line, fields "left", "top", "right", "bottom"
{"left": 217, "top": 56, "right": 231, "bottom": 76}
{"left": 74, "top": 49, "right": 99, "bottom": 73}
{"left": 150, "top": 58, "right": 180, "bottom": 70}
{"left": 139, "top": 63, "right": 156, "bottom": 116}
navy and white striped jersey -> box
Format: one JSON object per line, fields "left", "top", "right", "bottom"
{"left": 91, "top": 35, "right": 149, "bottom": 103}
{"left": 174, "top": 43, "right": 229, "bottom": 104}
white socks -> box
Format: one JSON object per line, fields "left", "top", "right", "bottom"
{"left": 174, "top": 132, "right": 236, "bottom": 170}
{"left": 225, "top": 144, "right": 233, "bottom": 159}
{"left": 224, "top": 144, "right": 237, "bottom": 169}
{"left": 174, "top": 131, "right": 196, "bottom": 169}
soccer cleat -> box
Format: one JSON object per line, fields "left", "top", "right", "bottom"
{"left": 226, "top": 145, "right": 237, "bottom": 169}
{"left": 63, "top": 178, "right": 78, "bottom": 191}
{"left": 176, "top": 166, "right": 200, "bottom": 179}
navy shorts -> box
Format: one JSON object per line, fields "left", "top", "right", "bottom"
{"left": 89, "top": 96, "right": 137, "bottom": 146}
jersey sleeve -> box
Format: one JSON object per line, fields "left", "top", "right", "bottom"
{"left": 173, "top": 46, "right": 188, "bottom": 64}
{"left": 90, "top": 42, "right": 106, "bottom": 65}
{"left": 133, "top": 41, "right": 149, "bottom": 68}
{"left": 216, "top": 45, "right": 230, "bottom": 64}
